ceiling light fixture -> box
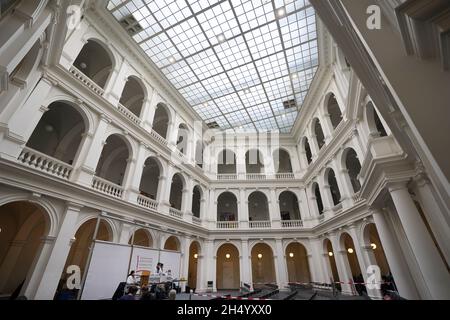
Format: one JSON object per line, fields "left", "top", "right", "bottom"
{"left": 291, "top": 73, "right": 298, "bottom": 79}
{"left": 277, "top": 7, "right": 286, "bottom": 17}
{"left": 194, "top": 253, "right": 198, "bottom": 259}
{"left": 371, "top": 243, "right": 377, "bottom": 250}
{"left": 289, "top": 253, "right": 294, "bottom": 258}
{"left": 217, "top": 34, "right": 226, "bottom": 43}
{"left": 244, "top": 88, "right": 251, "bottom": 94}
{"left": 347, "top": 248, "right": 354, "bottom": 254}
{"left": 168, "top": 56, "right": 176, "bottom": 64}
{"left": 257, "top": 253, "right": 263, "bottom": 259}
{"left": 328, "top": 252, "right": 333, "bottom": 257}
{"left": 225, "top": 253, "right": 231, "bottom": 259}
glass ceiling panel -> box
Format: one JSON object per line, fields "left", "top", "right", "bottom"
{"left": 107, "top": 0, "right": 319, "bottom": 133}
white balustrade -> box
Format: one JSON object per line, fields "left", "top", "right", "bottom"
{"left": 18, "top": 147, "right": 73, "bottom": 180}
{"left": 217, "top": 174, "right": 237, "bottom": 180}
{"left": 246, "top": 173, "right": 267, "bottom": 180}
{"left": 69, "top": 66, "right": 105, "bottom": 96}
{"left": 137, "top": 195, "right": 158, "bottom": 211}
{"left": 169, "top": 207, "right": 183, "bottom": 219}
{"left": 92, "top": 176, "right": 124, "bottom": 198}
{"left": 150, "top": 130, "right": 168, "bottom": 146}
{"left": 216, "top": 221, "right": 239, "bottom": 229}
{"left": 275, "top": 172, "right": 295, "bottom": 179}
{"left": 118, "top": 103, "right": 141, "bottom": 125}
{"left": 249, "top": 220, "right": 272, "bottom": 229}
{"left": 281, "top": 220, "right": 303, "bottom": 228}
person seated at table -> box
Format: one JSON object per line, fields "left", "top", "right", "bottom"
{"left": 140, "top": 286, "right": 155, "bottom": 301}
{"left": 119, "top": 286, "right": 138, "bottom": 300}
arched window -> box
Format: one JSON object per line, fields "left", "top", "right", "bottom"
{"left": 345, "top": 149, "right": 362, "bottom": 193}
{"left": 273, "top": 149, "right": 293, "bottom": 173}
{"left": 95, "top": 134, "right": 130, "bottom": 185}
{"left": 217, "top": 192, "right": 238, "bottom": 221}
{"left": 119, "top": 77, "right": 145, "bottom": 117}
{"left": 248, "top": 191, "right": 270, "bottom": 221}
{"left": 245, "top": 149, "right": 264, "bottom": 174}
{"left": 366, "top": 102, "right": 387, "bottom": 137}
{"left": 326, "top": 168, "right": 341, "bottom": 206}
{"left": 195, "top": 141, "right": 204, "bottom": 168}
{"left": 73, "top": 40, "right": 113, "bottom": 88}
{"left": 169, "top": 173, "right": 184, "bottom": 210}
{"left": 152, "top": 103, "right": 170, "bottom": 139}
{"left": 26, "top": 101, "right": 86, "bottom": 165}
{"left": 313, "top": 183, "right": 324, "bottom": 215}
{"left": 279, "top": 191, "right": 301, "bottom": 220}
{"left": 192, "top": 186, "right": 202, "bottom": 218}
{"left": 139, "top": 157, "right": 161, "bottom": 200}
{"left": 327, "top": 94, "right": 343, "bottom": 130}
{"left": 304, "top": 137, "right": 312, "bottom": 164}
{"left": 313, "top": 119, "right": 325, "bottom": 150}
{"left": 177, "top": 124, "right": 189, "bottom": 155}
{"left": 217, "top": 149, "right": 236, "bottom": 174}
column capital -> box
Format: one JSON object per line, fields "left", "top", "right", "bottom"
{"left": 387, "top": 181, "right": 409, "bottom": 193}
{"left": 100, "top": 114, "right": 112, "bottom": 123}
{"left": 65, "top": 201, "right": 84, "bottom": 212}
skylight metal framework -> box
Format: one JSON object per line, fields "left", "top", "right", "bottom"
{"left": 107, "top": 0, "right": 319, "bottom": 133}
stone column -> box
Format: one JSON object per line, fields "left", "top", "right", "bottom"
{"left": 31, "top": 203, "right": 83, "bottom": 300}
{"left": 309, "top": 238, "right": 328, "bottom": 284}
{"left": 238, "top": 188, "right": 249, "bottom": 228}
{"left": 200, "top": 240, "right": 216, "bottom": 292}
{"left": 330, "top": 232, "right": 354, "bottom": 295}
{"left": 181, "top": 177, "right": 194, "bottom": 216}
{"left": 179, "top": 236, "right": 191, "bottom": 293}
{"left": 336, "top": 167, "right": 355, "bottom": 208}
{"left": 322, "top": 113, "right": 334, "bottom": 144}
{"left": 372, "top": 208, "right": 420, "bottom": 299}
{"left": 309, "top": 134, "right": 320, "bottom": 161}
{"left": 157, "top": 164, "right": 174, "bottom": 214}
{"left": 236, "top": 146, "right": 246, "bottom": 180}
{"left": 388, "top": 182, "right": 450, "bottom": 299}
{"left": 124, "top": 143, "right": 148, "bottom": 202}
{"left": 75, "top": 114, "right": 111, "bottom": 187}
{"left": 269, "top": 188, "right": 281, "bottom": 228}
{"left": 413, "top": 172, "right": 450, "bottom": 262}
{"left": 274, "top": 239, "right": 288, "bottom": 289}
{"left": 240, "top": 239, "right": 252, "bottom": 290}
{"left": 298, "top": 188, "right": 312, "bottom": 220}
{"left": 140, "top": 88, "right": 156, "bottom": 131}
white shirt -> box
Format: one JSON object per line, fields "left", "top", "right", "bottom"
{"left": 126, "top": 275, "right": 135, "bottom": 285}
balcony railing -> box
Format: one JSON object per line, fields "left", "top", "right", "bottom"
{"left": 281, "top": 220, "right": 303, "bottom": 228}
{"left": 169, "top": 207, "right": 183, "bottom": 219}
{"left": 117, "top": 103, "right": 141, "bottom": 125}
{"left": 92, "top": 176, "right": 123, "bottom": 198}
{"left": 275, "top": 172, "right": 295, "bottom": 179}
{"left": 249, "top": 220, "right": 271, "bottom": 229}
{"left": 246, "top": 173, "right": 266, "bottom": 180}
{"left": 192, "top": 216, "right": 201, "bottom": 225}
{"left": 69, "top": 66, "right": 105, "bottom": 97}
{"left": 217, "top": 174, "right": 237, "bottom": 180}
{"left": 216, "top": 221, "right": 239, "bottom": 229}
{"left": 137, "top": 195, "right": 158, "bottom": 211}
{"left": 150, "top": 130, "right": 168, "bottom": 146}
{"left": 18, "top": 147, "right": 73, "bottom": 180}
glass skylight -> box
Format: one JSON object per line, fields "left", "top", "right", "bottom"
{"left": 107, "top": 0, "right": 319, "bottom": 133}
